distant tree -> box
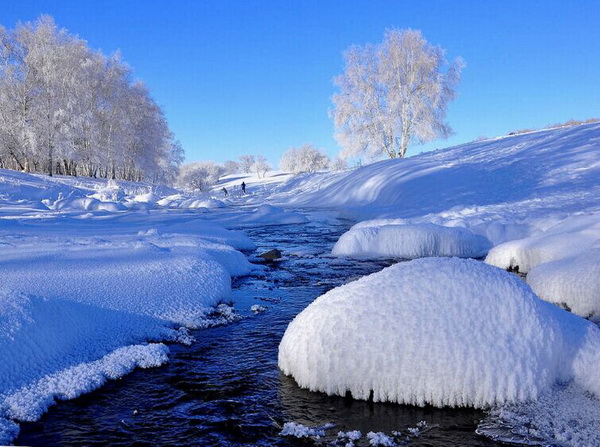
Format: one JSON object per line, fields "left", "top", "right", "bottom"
{"left": 223, "top": 160, "right": 240, "bottom": 175}
{"left": 252, "top": 155, "right": 271, "bottom": 178}
{"left": 238, "top": 155, "right": 255, "bottom": 173}
{"left": 332, "top": 29, "right": 464, "bottom": 159}
{"left": 177, "top": 161, "right": 224, "bottom": 192}
{"left": 330, "top": 157, "right": 348, "bottom": 172}
{"left": 280, "top": 144, "right": 330, "bottom": 174}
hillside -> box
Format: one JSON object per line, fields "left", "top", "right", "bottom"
{"left": 269, "top": 122, "right": 600, "bottom": 225}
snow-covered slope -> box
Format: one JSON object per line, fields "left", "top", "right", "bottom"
{"left": 269, "top": 122, "right": 600, "bottom": 223}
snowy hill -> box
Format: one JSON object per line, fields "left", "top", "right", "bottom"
{"left": 269, "top": 122, "right": 600, "bottom": 223}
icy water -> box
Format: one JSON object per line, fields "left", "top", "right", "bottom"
{"left": 16, "top": 219, "right": 502, "bottom": 447}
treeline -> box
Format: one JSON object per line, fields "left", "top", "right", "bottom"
{"left": 0, "top": 16, "right": 182, "bottom": 182}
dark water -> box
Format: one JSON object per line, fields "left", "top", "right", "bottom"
{"left": 16, "top": 220, "right": 501, "bottom": 447}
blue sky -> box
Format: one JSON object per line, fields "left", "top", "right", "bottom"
{"left": 2, "top": 1, "right": 599, "bottom": 166}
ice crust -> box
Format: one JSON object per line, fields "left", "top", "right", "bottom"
{"left": 332, "top": 222, "right": 491, "bottom": 259}
{"left": 279, "top": 257, "right": 600, "bottom": 409}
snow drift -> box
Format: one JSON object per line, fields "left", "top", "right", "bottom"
{"left": 279, "top": 257, "right": 600, "bottom": 409}
{"left": 332, "top": 222, "right": 491, "bottom": 259}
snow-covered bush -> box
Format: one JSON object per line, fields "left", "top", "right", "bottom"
{"left": 280, "top": 144, "right": 330, "bottom": 174}
{"left": 279, "top": 257, "right": 600, "bottom": 408}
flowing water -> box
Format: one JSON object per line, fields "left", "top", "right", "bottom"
{"left": 16, "top": 219, "right": 502, "bottom": 446}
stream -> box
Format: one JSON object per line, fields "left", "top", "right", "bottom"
{"left": 16, "top": 218, "right": 502, "bottom": 446}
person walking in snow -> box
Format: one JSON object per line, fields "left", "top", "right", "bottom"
{"left": 222, "top": 187, "right": 228, "bottom": 196}
{"left": 241, "top": 182, "right": 246, "bottom": 194}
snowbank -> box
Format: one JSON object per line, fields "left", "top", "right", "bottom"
{"left": 332, "top": 222, "right": 491, "bottom": 259}
{"left": 485, "top": 213, "right": 600, "bottom": 273}
{"left": 526, "top": 249, "right": 600, "bottom": 322}
{"left": 279, "top": 257, "right": 600, "bottom": 409}
{"left": 0, "top": 209, "right": 255, "bottom": 443}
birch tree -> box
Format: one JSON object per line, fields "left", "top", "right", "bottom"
{"left": 332, "top": 29, "right": 463, "bottom": 159}
{"left": 0, "top": 15, "right": 181, "bottom": 182}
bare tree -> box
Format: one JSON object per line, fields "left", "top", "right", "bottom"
{"left": 332, "top": 29, "right": 463, "bottom": 159}
{"left": 280, "top": 144, "right": 330, "bottom": 174}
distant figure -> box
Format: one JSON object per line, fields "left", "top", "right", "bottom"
{"left": 222, "top": 187, "right": 228, "bottom": 196}
{"left": 241, "top": 182, "right": 246, "bottom": 194}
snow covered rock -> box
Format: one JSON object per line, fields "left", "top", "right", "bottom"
{"left": 486, "top": 213, "right": 600, "bottom": 273}
{"left": 332, "top": 222, "right": 491, "bottom": 259}
{"left": 279, "top": 257, "right": 600, "bottom": 408}
{"left": 526, "top": 249, "right": 600, "bottom": 322}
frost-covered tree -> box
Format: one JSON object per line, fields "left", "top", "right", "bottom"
{"left": 330, "top": 157, "right": 348, "bottom": 172}
{"left": 238, "top": 155, "right": 255, "bottom": 173}
{"left": 332, "top": 29, "right": 463, "bottom": 159}
{"left": 223, "top": 160, "right": 240, "bottom": 175}
{"left": 0, "top": 15, "right": 181, "bottom": 182}
{"left": 176, "top": 161, "right": 224, "bottom": 192}
{"left": 280, "top": 144, "right": 330, "bottom": 174}
{"left": 252, "top": 155, "right": 271, "bottom": 178}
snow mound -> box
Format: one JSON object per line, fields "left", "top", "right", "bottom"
{"left": 279, "top": 257, "right": 600, "bottom": 408}
{"left": 132, "top": 191, "right": 161, "bottom": 203}
{"left": 332, "top": 222, "right": 491, "bottom": 259}
{"left": 527, "top": 249, "right": 600, "bottom": 322}
{"left": 485, "top": 213, "right": 600, "bottom": 273}
{"left": 52, "top": 196, "right": 127, "bottom": 212}
{"left": 179, "top": 198, "right": 226, "bottom": 209}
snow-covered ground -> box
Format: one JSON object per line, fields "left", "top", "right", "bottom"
{"left": 0, "top": 171, "right": 266, "bottom": 443}
{"left": 1, "top": 122, "right": 600, "bottom": 445}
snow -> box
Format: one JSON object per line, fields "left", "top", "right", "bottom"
{"left": 367, "top": 431, "right": 396, "bottom": 446}
{"left": 267, "top": 123, "right": 600, "bottom": 226}
{"left": 526, "top": 249, "right": 600, "bottom": 322}
{"left": 485, "top": 212, "right": 600, "bottom": 273}
{"left": 0, "top": 169, "right": 263, "bottom": 443}
{"left": 1, "top": 122, "right": 600, "bottom": 445}
{"left": 279, "top": 421, "right": 333, "bottom": 438}
{"left": 279, "top": 257, "right": 600, "bottom": 409}
{"left": 332, "top": 222, "right": 491, "bottom": 259}
{"left": 479, "top": 382, "right": 600, "bottom": 447}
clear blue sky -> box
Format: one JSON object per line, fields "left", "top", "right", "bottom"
{"left": 2, "top": 1, "right": 599, "bottom": 166}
